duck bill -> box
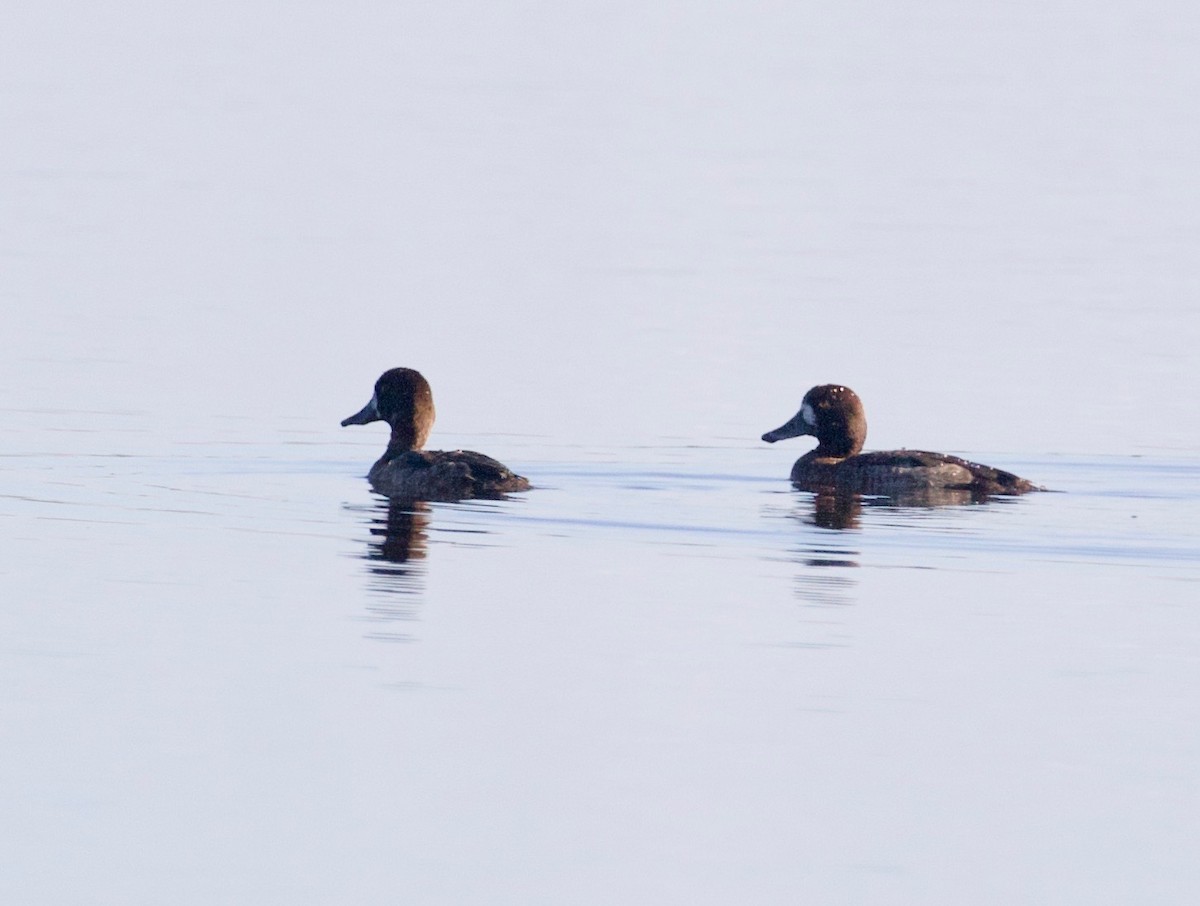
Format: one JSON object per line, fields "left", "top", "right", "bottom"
{"left": 340, "top": 396, "right": 380, "bottom": 427}
{"left": 761, "top": 411, "right": 814, "bottom": 443}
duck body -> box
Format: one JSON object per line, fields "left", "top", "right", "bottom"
{"left": 342, "top": 367, "right": 531, "bottom": 501}
{"left": 787, "top": 448, "right": 1037, "bottom": 496}
{"left": 763, "top": 384, "right": 1040, "bottom": 498}
{"left": 366, "top": 449, "right": 530, "bottom": 501}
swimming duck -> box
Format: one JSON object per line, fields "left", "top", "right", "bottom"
{"left": 762, "top": 384, "right": 1040, "bottom": 497}
{"left": 341, "top": 367, "right": 531, "bottom": 501}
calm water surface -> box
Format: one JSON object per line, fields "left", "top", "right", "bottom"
{"left": 4, "top": 428, "right": 1198, "bottom": 903}
{"left": 4, "top": 2, "right": 1200, "bottom": 904}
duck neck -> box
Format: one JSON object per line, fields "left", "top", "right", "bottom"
{"left": 381, "top": 423, "right": 425, "bottom": 463}
{"left": 814, "top": 438, "right": 858, "bottom": 459}
{"left": 815, "top": 419, "right": 866, "bottom": 459}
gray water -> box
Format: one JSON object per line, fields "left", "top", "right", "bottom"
{"left": 3, "top": 3, "right": 1199, "bottom": 904}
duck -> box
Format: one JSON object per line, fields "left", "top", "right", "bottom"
{"left": 341, "top": 367, "right": 531, "bottom": 501}
{"left": 761, "top": 384, "right": 1040, "bottom": 497}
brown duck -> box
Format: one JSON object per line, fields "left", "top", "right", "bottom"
{"left": 342, "top": 367, "right": 531, "bottom": 501}
{"left": 762, "top": 384, "right": 1040, "bottom": 497}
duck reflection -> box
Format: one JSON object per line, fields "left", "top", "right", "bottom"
{"left": 792, "top": 563, "right": 859, "bottom": 608}
{"left": 768, "top": 492, "right": 860, "bottom": 608}
{"left": 367, "top": 498, "right": 430, "bottom": 570}
{"left": 806, "top": 486, "right": 996, "bottom": 530}
{"left": 784, "top": 486, "right": 1011, "bottom": 606}
{"left": 351, "top": 498, "right": 431, "bottom": 638}
{"left": 811, "top": 490, "right": 863, "bottom": 530}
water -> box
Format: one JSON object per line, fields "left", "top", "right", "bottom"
{"left": 3, "top": 3, "right": 1200, "bottom": 904}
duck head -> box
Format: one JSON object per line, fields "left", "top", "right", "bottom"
{"left": 341, "top": 367, "right": 436, "bottom": 451}
{"left": 762, "top": 384, "right": 867, "bottom": 458}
